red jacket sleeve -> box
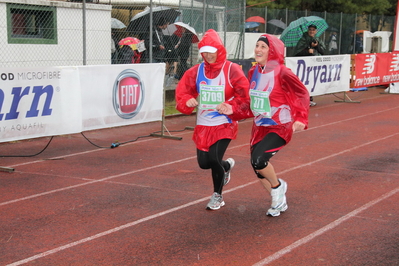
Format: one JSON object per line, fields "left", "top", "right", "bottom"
{"left": 227, "top": 66, "right": 254, "bottom": 121}
{"left": 175, "top": 65, "right": 200, "bottom": 115}
{"left": 225, "top": 62, "right": 251, "bottom": 121}
{"left": 280, "top": 66, "right": 310, "bottom": 128}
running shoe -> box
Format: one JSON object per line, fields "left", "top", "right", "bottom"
{"left": 267, "top": 179, "right": 288, "bottom": 217}
{"left": 266, "top": 202, "right": 288, "bottom": 217}
{"left": 206, "top": 192, "right": 225, "bottom": 210}
{"left": 223, "top": 158, "right": 235, "bottom": 186}
{"left": 310, "top": 101, "right": 317, "bottom": 107}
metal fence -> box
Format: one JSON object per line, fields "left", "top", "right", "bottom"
{"left": 248, "top": 7, "right": 396, "bottom": 57}
{"left": 1, "top": 0, "right": 396, "bottom": 71}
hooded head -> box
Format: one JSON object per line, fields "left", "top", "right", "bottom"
{"left": 198, "top": 29, "right": 226, "bottom": 67}
{"left": 256, "top": 34, "right": 285, "bottom": 66}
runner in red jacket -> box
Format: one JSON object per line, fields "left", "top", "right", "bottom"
{"left": 175, "top": 29, "right": 250, "bottom": 211}
{"left": 218, "top": 34, "right": 309, "bottom": 217}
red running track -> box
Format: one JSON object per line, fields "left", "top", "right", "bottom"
{"left": 0, "top": 87, "right": 398, "bottom": 265}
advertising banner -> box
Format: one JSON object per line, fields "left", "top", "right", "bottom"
{"left": 285, "top": 55, "right": 351, "bottom": 96}
{"left": 80, "top": 63, "right": 164, "bottom": 131}
{"left": 0, "top": 66, "right": 82, "bottom": 143}
{"left": 352, "top": 53, "right": 399, "bottom": 88}
{"left": 0, "top": 64, "right": 165, "bottom": 143}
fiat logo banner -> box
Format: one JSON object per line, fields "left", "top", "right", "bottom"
{"left": 113, "top": 69, "right": 145, "bottom": 119}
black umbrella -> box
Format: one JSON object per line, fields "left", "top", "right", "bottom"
{"left": 127, "top": 6, "right": 181, "bottom": 34}
{"left": 327, "top": 26, "right": 339, "bottom": 32}
{"left": 267, "top": 19, "right": 287, "bottom": 29}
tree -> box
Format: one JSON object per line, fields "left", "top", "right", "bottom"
{"left": 246, "top": 0, "right": 396, "bottom": 16}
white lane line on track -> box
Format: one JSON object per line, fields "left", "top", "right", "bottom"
{"left": 304, "top": 105, "right": 399, "bottom": 131}
{"left": 3, "top": 130, "right": 399, "bottom": 207}
{"left": 6, "top": 104, "right": 399, "bottom": 169}
{"left": 0, "top": 155, "right": 198, "bottom": 207}
{"left": 252, "top": 186, "right": 399, "bottom": 266}
{"left": 5, "top": 132, "right": 399, "bottom": 265}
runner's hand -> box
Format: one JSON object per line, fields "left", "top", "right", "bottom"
{"left": 292, "top": 121, "right": 305, "bottom": 132}
{"left": 186, "top": 98, "right": 198, "bottom": 108}
{"left": 217, "top": 103, "right": 233, "bottom": 115}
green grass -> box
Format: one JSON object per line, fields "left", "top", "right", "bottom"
{"left": 165, "top": 100, "right": 180, "bottom": 116}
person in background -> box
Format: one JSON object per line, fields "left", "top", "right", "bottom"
{"left": 328, "top": 30, "right": 338, "bottom": 55}
{"left": 175, "top": 29, "right": 250, "bottom": 211}
{"left": 111, "top": 30, "right": 120, "bottom": 64}
{"left": 174, "top": 27, "right": 193, "bottom": 80}
{"left": 294, "top": 24, "right": 326, "bottom": 107}
{"left": 164, "top": 34, "right": 179, "bottom": 76}
{"left": 355, "top": 31, "right": 364, "bottom": 53}
{"left": 118, "top": 45, "right": 135, "bottom": 64}
{"left": 142, "top": 17, "right": 169, "bottom": 63}
{"left": 218, "top": 34, "right": 309, "bottom": 217}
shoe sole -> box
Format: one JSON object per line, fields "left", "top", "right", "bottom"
{"left": 224, "top": 176, "right": 230, "bottom": 186}
{"left": 206, "top": 201, "right": 225, "bottom": 210}
{"left": 224, "top": 158, "right": 235, "bottom": 186}
{"left": 267, "top": 203, "right": 288, "bottom": 217}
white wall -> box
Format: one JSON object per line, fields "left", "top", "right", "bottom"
{"left": 0, "top": 0, "right": 111, "bottom": 67}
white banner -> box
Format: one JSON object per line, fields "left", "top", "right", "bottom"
{"left": 0, "top": 66, "right": 82, "bottom": 142}
{"left": 0, "top": 64, "right": 165, "bottom": 143}
{"left": 285, "top": 55, "right": 351, "bottom": 96}
{"left": 80, "top": 63, "right": 164, "bottom": 131}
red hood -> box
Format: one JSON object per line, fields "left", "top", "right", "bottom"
{"left": 262, "top": 33, "right": 285, "bottom": 65}
{"left": 198, "top": 29, "right": 227, "bottom": 71}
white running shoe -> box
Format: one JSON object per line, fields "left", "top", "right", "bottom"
{"left": 266, "top": 203, "right": 288, "bottom": 217}
{"left": 206, "top": 192, "right": 225, "bottom": 210}
{"left": 223, "top": 158, "right": 235, "bottom": 186}
{"left": 267, "top": 179, "right": 288, "bottom": 217}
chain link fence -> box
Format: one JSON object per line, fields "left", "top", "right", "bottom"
{"left": 1, "top": 0, "right": 395, "bottom": 70}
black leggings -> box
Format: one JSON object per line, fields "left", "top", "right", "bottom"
{"left": 251, "top": 133, "right": 286, "bottom": 178}
{"left": 197, "top": 139, "right": 231, "bottom": 194}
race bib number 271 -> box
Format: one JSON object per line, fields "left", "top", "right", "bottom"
{"left": 250, "top": 90, "right": 271, "bottom": 117}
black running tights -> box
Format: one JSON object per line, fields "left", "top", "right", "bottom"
{"left": 197, "top": 139, "right": 231, "bottom": 194}
{"left": 251, "top": 132, "right": 286, "bottom": 172}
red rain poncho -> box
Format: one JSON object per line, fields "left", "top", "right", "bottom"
{"left": 175, "top": 29, "right": 250, "bottom": 151}
{"left": 241, "top": 34, "right": 310, "bottom": 146}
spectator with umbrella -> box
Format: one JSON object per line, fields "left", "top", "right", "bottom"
{"left": 294, "top": 24, "right": 326, "bottom": 106}
{"left": 127, "top": 6, "right": 180, "bottom": 63}
{"left": 281, "top": 17, "right": 327, "bottom": 106}
{"left": 118, "top": 37, "right": 143, "bottom": 64}
{"left": 141, "top": 16, "right": 169, "bottom": 63}
{"left": 280, "top": 16, "right": 328, "bottom": 48}
{"left": 294, "top": 24, "right": 326, "bottom": 57}
{"left": 173, "top": 22, "right": 199, "bottom": 80}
